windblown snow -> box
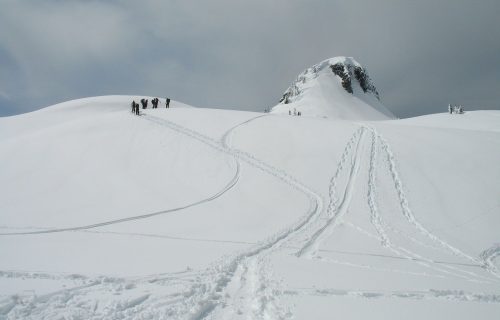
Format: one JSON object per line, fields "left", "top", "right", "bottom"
{"left": 0, "top": 93, "right": 499, "bottom": 319}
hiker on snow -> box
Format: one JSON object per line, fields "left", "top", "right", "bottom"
{"left": 152, "top": 98, "right": 159, "bottom": 109}
{"left": 131, "top": 101, "right": 139, "bottom": 115}
{"left": 166, "top": 98, "right": 171, "bottom": 108}
{"left": 141, "top": 99, "right": 148, "bottom": 109}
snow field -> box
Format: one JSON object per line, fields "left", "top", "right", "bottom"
{"left": 0, "top": 97, "right": 499, "bottom": 319}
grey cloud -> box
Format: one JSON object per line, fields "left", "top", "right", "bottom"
{"left": 0, "top": 0, "right": 499, "bottom": 117}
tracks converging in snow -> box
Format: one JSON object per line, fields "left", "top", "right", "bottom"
{"left": 3, "top": 110, "right": 499, "bottom": 319}
{"left": 140, "top": 113, "right": 326, "bottom": 318}
{"left": 2, "top": 111, "right": 325, "bottom": 319}
{"left": 480, "top": 244, "right": 500, "bottom": 277}
{"left": 298, "top": 127, "right": 365, "bottom": 258}
{"left": 361, "top": 127, "right": 496, "bottom": 283}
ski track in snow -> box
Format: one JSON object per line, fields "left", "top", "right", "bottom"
{"left": 0, "top": 162, "right": 240, "bottom": 236}
{"left": 2, "top": 112, "right": 325, "bottom": 319}
{"left": 297, "top": 125, "right": 495, "bottom": 284}
{"left": 362, "top": 128, "right": 461, "bottom": 281}
{"left": 2, "top": 113, "right": 257, "bottom": 319}
{"left": 315, "top": 255, "right": 448, "bottom": 279}
{"left": 298, "top": 127, "right": 365, "bottom": 258}
{"left": 138, "top": 112, "right": 327, "bottom": 319}
{"left": 341, "top": 222, "right": 482, "bottom": 268}
{"left": 377, "top": 130, "right": 481, "bottom": 265}
{"left": 3, "top": 110, "right": 500, "bottom": 319}
{"left": 372, "top": 127, "right": 500, "bottom": 282}
{"left": 361, "top": 128, "right": 494, "bottom": 283}
{"left": 480, "top": 244, "right": 500, "bottom": 277}
{"left": 285, "top": 287, "right": 500, "bottom": 304}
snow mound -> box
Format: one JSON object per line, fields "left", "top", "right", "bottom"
{"left": 271, "top": 56, "right": 395, "bottom": 120}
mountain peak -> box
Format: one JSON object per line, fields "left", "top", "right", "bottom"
{"left": 272, "top": 56, "right": 394, "bottom": 120}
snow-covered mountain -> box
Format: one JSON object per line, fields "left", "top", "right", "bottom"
{"left": 1, "top": 96, "right": 499, "bottom": 319}
{"left": 272, "top": 56, "right": 395, "bottom": 120}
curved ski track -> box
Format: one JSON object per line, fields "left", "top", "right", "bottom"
{"left": 5, "top": 112, "right": 325, "bottom": 319}
{"left": 137, "top": 113, "right": 325, "bottom": 319}
{"left": 0, "top": 160, "right": 240, "bottom": 236}
{"left": 4, "top": 112, "right": 500, "bottom": 319}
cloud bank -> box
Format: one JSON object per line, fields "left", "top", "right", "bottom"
{"left": 1, "top": 0, "right": 499, "bottom": 117}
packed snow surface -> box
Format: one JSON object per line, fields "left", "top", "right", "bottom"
{"left": 0, "top": 96, "right": 499, "bottom": 319}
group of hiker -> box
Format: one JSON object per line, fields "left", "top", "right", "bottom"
{"left": 289, "top": 108, "right": 302, "bottom": 116}
{"left": 448, "top": 104, "right": 464, "bottom": 114}
{"left": 131, "top": 97, "right": 171, "bottom": 115}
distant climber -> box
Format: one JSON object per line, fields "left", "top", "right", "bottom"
{"left": 152, "top": 98, "right": 159, "bottom": 109}
{"left": 166, "top": 98, "right": 171, "bottom": 108}
{"left": 131, "top": 101, "right": 140, "bottom": 115}
{"left": 141, "top": 99, "right": 148, "bottom": 109}
{"left": 136, "top": 102, "right": 140, "bottom": 115}
{"left": 448, "top": 104, "right": 453, "bottom": 114}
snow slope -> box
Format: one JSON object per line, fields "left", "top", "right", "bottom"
{"left": 0, "top": 96, "right": 499, "bottom": 319}
{"left": 271, "top": 57, "right": 395, "bottom": 120}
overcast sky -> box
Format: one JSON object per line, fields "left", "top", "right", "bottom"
{"left": 1, "top": 0, "right": 499, "bottom": 117}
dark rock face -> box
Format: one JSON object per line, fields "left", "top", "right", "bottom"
{"left": 278, "top": 57, "right": 380, "bottom": 105}
{"left": 280, "top": 93, "right": 290, "bottom": 104}
{"left": 353, "top": 66, "right": 379, "bottom": 99}
{"left": 330, "top": 63, "right": 379, "bottom": 99}
{"left": 330, "top": 63, "right": 353, "bottom": 94}
{"left": 279, "top": 83, "right": 300, "bottom": 105}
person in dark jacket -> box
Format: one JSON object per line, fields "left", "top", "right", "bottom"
{"left": 131, "top": 101, "right": 136, "bottom": 113}
{"left": 141, "top": 99, "right": 148, "bottom": 109}
{"left": 166, "top": 98, "right": 171, "bottom": 108}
